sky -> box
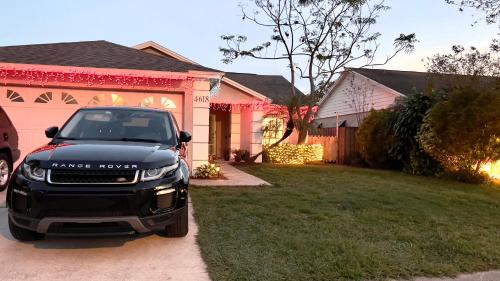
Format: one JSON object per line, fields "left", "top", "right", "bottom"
{"left": 1, "top": 0, "right": 498, "bottom": 92}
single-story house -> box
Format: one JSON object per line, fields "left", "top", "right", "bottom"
{"left": 0, "top": 40, "right": 302, "bottom": 171}
{"left": 316, "top": 68, "right": 438, "bottom": 127}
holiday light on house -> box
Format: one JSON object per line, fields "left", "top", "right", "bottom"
{"left": 0, "top": 66, "right": 194, "bottom": 89}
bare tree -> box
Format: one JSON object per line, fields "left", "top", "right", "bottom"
{"left": 220, "top": 0, "right": 416, "bottom": 147}
{"left": 343, "top": 74, "right": 375, "bottom": 126}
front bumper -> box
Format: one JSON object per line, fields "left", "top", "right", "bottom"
{"left": 7, "top": 171, "right": 188, "bottom": 235}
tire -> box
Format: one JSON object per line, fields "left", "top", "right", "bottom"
{"left": 163, "top": 205, "right": 189, "bottom": 237}
{"left": 0, "top": 152, "right": 11, "bottom": 192}
{"left": 8, "top": 217, "right": 45, "bottom": 241}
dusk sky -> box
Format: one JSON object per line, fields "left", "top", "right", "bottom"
{"left": 1, "top": 0, "right": 498, "bottom": 92}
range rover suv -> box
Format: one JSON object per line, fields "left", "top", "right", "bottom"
{"left": 0, "top": 106, "right": 20, "bottom": 191}
{"left": 6, "top": 107, "right": 191, "bottom": 241}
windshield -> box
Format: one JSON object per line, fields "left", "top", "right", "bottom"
{"left": 57, "top": 109, "right": 177, "bottom": 145}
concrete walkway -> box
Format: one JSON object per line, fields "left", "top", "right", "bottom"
{"left": 190, "top": 162, "right": 271, "bottom": 187}
{"left": 0, "top": 192, "right": 211, "bottom": 281}
{"left": 408, "top": 271, "right": 500, "bottom": 281}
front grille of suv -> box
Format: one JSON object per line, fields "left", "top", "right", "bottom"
{"left": 48, "top": 169, "right": 139, "bottom": 185}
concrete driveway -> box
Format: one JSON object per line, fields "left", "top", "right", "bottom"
{"left": 0, "top": 192, "right": 211, "bottom": 281}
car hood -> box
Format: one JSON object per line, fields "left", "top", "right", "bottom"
{"left": 26, "top": 140, "right": 178, "bottom": 170}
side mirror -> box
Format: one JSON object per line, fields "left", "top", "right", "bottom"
{"left": 45, "top": 126, "right": 59, "bottom": 138}
{"left": 179, "top": 131, "right": 192, "bottom": 143}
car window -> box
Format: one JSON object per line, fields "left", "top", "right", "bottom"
{"left": 58, "top": 109, "right": 177, "bottom": 146}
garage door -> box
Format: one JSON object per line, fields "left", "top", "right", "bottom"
{"left": 0, "top": 86, "right": 184, "bottom": 164}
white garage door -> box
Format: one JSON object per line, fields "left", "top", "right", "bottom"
{"left": 0, "top": 86, "right": 184, "bottom": 164}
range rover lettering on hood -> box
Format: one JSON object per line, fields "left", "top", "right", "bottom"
{"left": 50, "top": 163, "right": 139, "bottom": 170}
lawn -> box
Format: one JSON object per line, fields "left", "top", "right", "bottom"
{"left": 190, "top": 164, "right": 500, "bottom": 281}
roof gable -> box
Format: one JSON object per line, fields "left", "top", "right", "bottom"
{"left": 133, "top": 41, "right": 199, "bottom": 65}
{"left": 0, "top": 40, "right": 217, "bottom": 73}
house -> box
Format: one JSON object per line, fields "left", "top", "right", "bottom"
{"left": 316, "top": 68, "right": 437, "bottom": 127}
{"left": 0, "top": 40, "right": 302, "bottom": 171}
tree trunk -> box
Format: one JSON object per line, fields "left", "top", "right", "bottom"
{"left": 248, "top": 119, "right": 294, "bottom": 163}
{"left": 297, "top": 129, "right": 307, "bottom": 144}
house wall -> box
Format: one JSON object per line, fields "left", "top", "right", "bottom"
{"left": 0, "top": 63, "right": 215, "bottom": 172}
{"left": 315, "top": 113, "right": 362, "bottom": 127}
{"left": 191, "top": 80, "right": 211, "bottom": 170}
{"left": 230, "top": 107, "right": 241, "bottom": 152}
{"left": 211, "top": 82, "right": 265, "bottom": 161}
{"left": 240, "top": 108, "right": 252, "bottom": 153}
{"left": 210, "top": 83, "right": 257, "bottom": 104}
{"left": 316, "top": 71, "right": 400, "bottom": 127}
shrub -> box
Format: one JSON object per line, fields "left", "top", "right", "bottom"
{"left": 356, "top": 108, "right": 400, "bottom": 169}
{"left": 266, "top": 144, "right": 323, "bottom": 164}
{"left": 232, "top": 149, "right": 250, "bottom": 162}
{"left": 390, "top": 93, "right": 442, "bottom": 176}
{"left": 438, "top": 170, "right": 490, "bottom": 185}
{"left": 194, "top": 163, "right": 223, "bottom": 179}
{"left": 418, "top": 86, "right": 500, "bottom": 183}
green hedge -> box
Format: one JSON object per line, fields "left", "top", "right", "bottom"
{"left": 266, "top": 144, "right": 323, "bottom": 164}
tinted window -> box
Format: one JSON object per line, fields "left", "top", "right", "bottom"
{"left": 58, "top": 109, "right": 177, "bottom": 146}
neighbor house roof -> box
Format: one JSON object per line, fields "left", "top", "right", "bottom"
{"left": 349, "top": 68, "right": 433, "bottom": 97}
{"left": 0, "top": 40, "right": 218, "bottom": 73}
{"left": 224, "top": 72, "right": 305, "bottom": 105}
{"left": 348, "top": 68, "right": 498, "bottom": 97}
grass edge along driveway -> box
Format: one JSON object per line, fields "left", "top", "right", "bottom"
{"left": 191, "top": 164, "right": 500, "bottom": 281}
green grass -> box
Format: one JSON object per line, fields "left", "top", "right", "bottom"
{"left": 190, "top": 164, "right": 500, "bottom": 281}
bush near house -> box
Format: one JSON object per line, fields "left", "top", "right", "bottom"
{"left": 194, "top": 163, "right": 223, "bottom": 179}
{"left": 265, "top": 144, "right": 323, "bottom": 164}
{"left": 390, "top": 93, "right": 443, "bottom": 176}
{"left": 356, "top": 86, "right": 500, "bottom": 183}
{"left": 356, "top": 108, "right": 400, "bottom": 169}
{"left": 418, "top": 86, "right": 500, "bottom": 183}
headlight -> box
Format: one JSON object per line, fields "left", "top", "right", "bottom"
{"left": 141, "top": 162, "right": 179, "bottom": 181}
{"left": 23, "top": 163, "right": 46, "bottom": 181}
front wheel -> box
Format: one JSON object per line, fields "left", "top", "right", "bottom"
{"left": 163, "top": 206, "right": 189, "bottom": 237}
{"left": 8, "top": 217, "right": 45, "bottom": 241}
{"left": 0, "top": 153, "right": 11, "bottom": 192}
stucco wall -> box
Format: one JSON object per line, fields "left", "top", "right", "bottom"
{"left": 191, "top": 80, "right": 211, "bottom": 171}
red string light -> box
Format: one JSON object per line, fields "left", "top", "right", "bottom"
{"left": 0, "top": 66, "right": 192, "bottom": 90}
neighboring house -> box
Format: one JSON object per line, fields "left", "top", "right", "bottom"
{"left": 0, "top": 40, "right": 301, "bottom": 171}
{"left": 316, "top": 68, "right": 434, "bottom": 127}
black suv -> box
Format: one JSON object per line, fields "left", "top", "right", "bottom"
{"left": 7, "top": 107, "right": 191, "bottom": 241}
{"left": 0, "top": 106, "right": 20, "bottom": 191}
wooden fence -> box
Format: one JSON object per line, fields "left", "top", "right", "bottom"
{"left": 307, "top": 127, "right": 358, "bottom": 165}
{"left": 306, "top": 135, "right": 337, "bottom": 162}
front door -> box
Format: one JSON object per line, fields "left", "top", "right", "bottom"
{"left": 208, "top": 109, "right": 231, "bottom": 159}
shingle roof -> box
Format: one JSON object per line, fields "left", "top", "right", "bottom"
{"left": 0, "top": 40, "right": 218, "bottom": 73}
{"left": 349, "top": 68, "right": 498, "bottom": 97}
{"left": 349, "top": 68, "right": 434, "bottom": 97}
{"left": 225, "top": 72, "right": 305, "bottom": 104}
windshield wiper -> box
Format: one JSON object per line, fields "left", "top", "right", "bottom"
{"left": 114, "top": 138, "right": 161, "bottom": 143}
